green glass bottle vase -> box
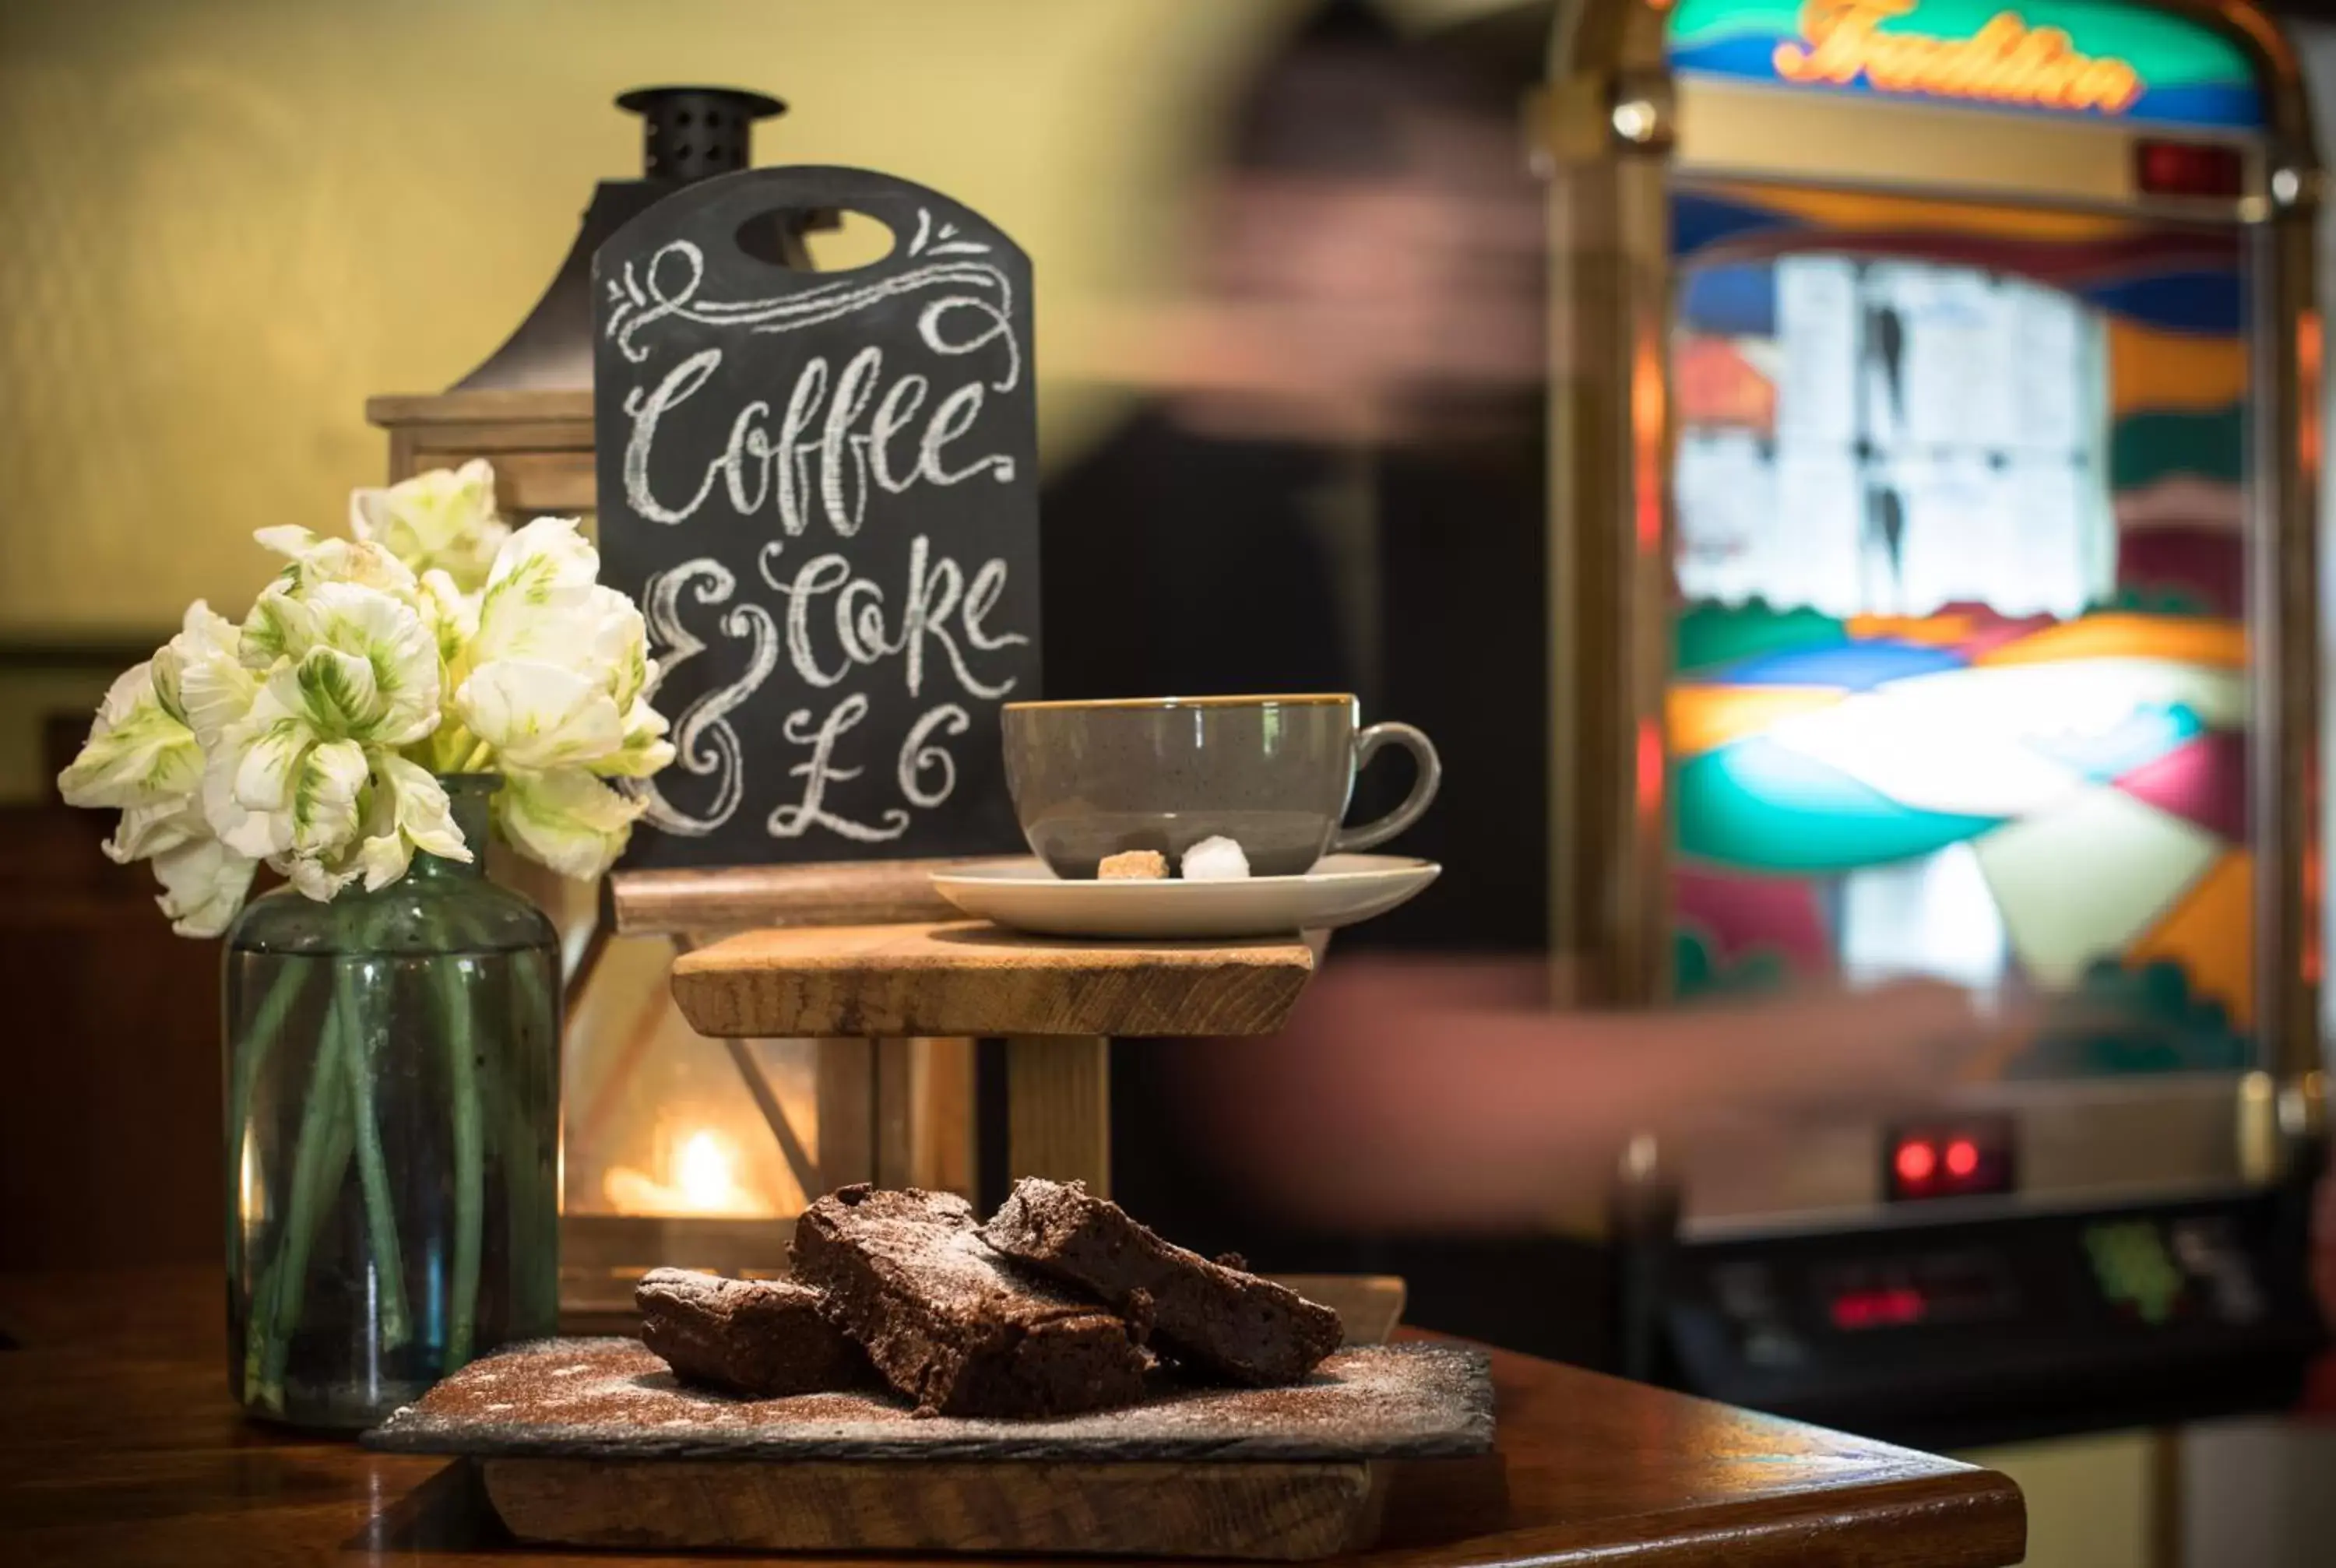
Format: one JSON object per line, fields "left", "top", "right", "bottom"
{"left": 222, "top": 775, "right": 561, "bottom": 1429}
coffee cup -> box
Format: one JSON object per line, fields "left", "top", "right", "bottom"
{"left": 1001, "top": 694, "right": 1441, "bottom": 879}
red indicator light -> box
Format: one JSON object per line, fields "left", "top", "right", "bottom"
{"left": 2135, "top": 139, "right": 2244, "bottom": 199}
{"left": 1887, "top": 1118, "right": 2015, "bottom": 1201}
{"left": 1831, "top": 1286, "right": 1926, "bottom": 1331}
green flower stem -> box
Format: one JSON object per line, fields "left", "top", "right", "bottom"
{"left": 226, "top": 963, "right": 311, "bottom": 1298}
{"left": 242, "top": 1251, "right": 283, "bottom": 1408}
{"left": 433, "top": 944, "right": 484, "bottom": 1370}
{"left": 505, "top": 947, "right": 561, "bottom": 1328}
{"left": 256, "top": 1026, "right": 354, "bottom": 1410}
{"left": 336, "top": 953, "right": 411, "bottom": 1351}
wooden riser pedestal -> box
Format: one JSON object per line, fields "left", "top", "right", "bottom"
{"left": 664, "top": 911, "right": 1318, "bottom": 1197}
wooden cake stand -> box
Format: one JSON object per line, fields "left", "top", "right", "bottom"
{"left": 633, "top": 860, "right": 1316, "bottom": 1201}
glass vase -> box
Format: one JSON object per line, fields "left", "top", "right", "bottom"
{"left": 222, "top": 775, "right": 561, "bottom": 1430}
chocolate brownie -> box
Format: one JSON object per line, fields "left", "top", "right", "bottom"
{"left": 635, "top": 1268, "right": 868, "bottom": 1397}
{"left": 790, "top": 1185, "right": 1149, "bottom": 1418}
{"left": 983, "top": 1177, "right": 1343, "bottom": 1385}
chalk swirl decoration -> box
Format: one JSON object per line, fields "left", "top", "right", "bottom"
{"left": 604, "top": 207, "right": 1019, "bottom": 392}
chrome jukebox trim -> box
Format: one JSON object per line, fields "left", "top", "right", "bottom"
{"left": 1673, "top": 74, "right": 2271, "bottom": 218}
{"left": 1678, "top": 1072, "right": 2285, "bottom": 1238}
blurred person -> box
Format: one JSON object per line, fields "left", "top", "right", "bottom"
{"left": 1040, "top": 2, "right": 1995, "bottom": 1289}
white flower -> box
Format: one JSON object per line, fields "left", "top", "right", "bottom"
{"left": 456, "top": 660, "right": 627, "bottom": 771}
{"left": 206, "top": 579, "right": 441, "bottom": 874}
{"left": 350, "top": 459, "right": 508, "bottom": 592}
{"left": 57, "top": 663, "right": 203, "bottom": 811}
{"left": 478, "top": 515, "right": 600, "bottom": 638}
{"left": 241, "top": 528, "right": 420, "bottom": 670}
{"left": 152, "top": 602, "right": 256, "bottom": 749}
{"left": 61, "top": 628, "right": 262, "bottom": 938}
{"left": 284, "top": 850, "right": 364, "bottom": 902}
{"left": 152, "top": 835, "right": 260, "bottom": 938}
{"left": 417, "top": 568, "right": 479, "bottom": 672}
{"left": 282, "top": 582, "right": 442, "bottom": 748}
{"left": 224, "top": 715, "right": 371, "bottom": 860}
{"left": 494, "top": 768, "right": 644, "bottom": 881}
{"left": 602, "top": 696, "right": 676, "bottom": 779}
{"left": 453, "top": 518, "right": 674, "bottom": 787}
{"left": 356, "top": 755, "right": 471, "bottom": 891}
{"left": 104, "top": 798, "right": 207, "bottom": 866}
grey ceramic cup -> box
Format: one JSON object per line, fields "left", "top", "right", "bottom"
{"left": 1001, "top": 694, "right": 1441, "bottom": 878}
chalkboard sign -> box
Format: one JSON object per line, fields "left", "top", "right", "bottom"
{"left": 593, "top": 166, "right": 1040, "bottom": 870}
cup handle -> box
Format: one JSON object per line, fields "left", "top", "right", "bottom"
{"left": 1331, "top": 722, "right": 1441, "bottom": 856}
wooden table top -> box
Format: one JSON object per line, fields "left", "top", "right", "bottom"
{"left": 0, "top": 1267, "right": 2024, "bottom": 1568}
{"left": 670, "top": 921, "right": 1316, "bottom": 1039}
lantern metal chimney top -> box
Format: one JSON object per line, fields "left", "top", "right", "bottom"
{"left": 616, "top": 86, "right": 786, "bottom": 184}
{"left": 443, "top": 83, "right": 790, "bottom": 393}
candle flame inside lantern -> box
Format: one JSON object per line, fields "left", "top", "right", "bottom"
{"left": 602, "top": 1122, "right": 776, "bottom": 1218}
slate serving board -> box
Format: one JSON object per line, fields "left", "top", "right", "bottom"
{"left": 365, "top": 1337, "right": 1493, "bottom": 1464}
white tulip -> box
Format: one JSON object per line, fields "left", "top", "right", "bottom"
{"left": 480, "top": 516, "right": 599, "bottom": 623}
{"left": 289, "top": 583, "right": 442, "bottom": 747}
{"left": 597, "top": 698, "right": 677, "bottom": 779}
{"left": 349, "top": 459, "right": 509, "bottom": 592}
{"left": 152, "top": 603, "right": 248, "bottom": 739}
{"left": 418, "top": 568, "right": 480, "bottom": 673}
{"left": 104, "top": 798, "right": 207, "bottom": 866}
{"left": 454, "top": 659, "right": 625, "bottom": 772}
{"left": 58, "top": 663, "right": 202, "bottom": 812}
{"left": 357, "top": 755, "right": 473, "bottom": 891}
{"left": 459, "top": 515, "right": 662, "bottom": 789}
{"left": 494, "top": 768, "right": 643, "bottom": 881}
{"left": 242, "top": 529, "right": 420, "bottom": 670}
{"left": 65, "top": 617, "right": 269, "bottom": 938}
{"left": 284, "top": 850, "right": 364, "bottom": 902}
{"left": 227, "top": 712, "right": 370, "bottom": 861}
{"left": 152, "top": 835, "right": 261, "bottom": 938}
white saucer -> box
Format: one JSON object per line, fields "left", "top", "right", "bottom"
{"left": 930, "top": 854, "right": 1441, "bottom": 940}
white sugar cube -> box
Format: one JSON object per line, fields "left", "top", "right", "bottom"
{"left": 1180, "top": 835, "right": 1251, "bottom": 881}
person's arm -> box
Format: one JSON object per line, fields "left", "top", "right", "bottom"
{"left": 1175, "top": 956, "right": 1989, "bottom": 1230}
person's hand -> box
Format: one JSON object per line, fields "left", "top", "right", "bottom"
{"left": 1173, "top": 958, "right": 2005, "bottom": 1232}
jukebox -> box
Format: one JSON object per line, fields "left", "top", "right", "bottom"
{"left": 1543, "top": 0, "right": 2329, "bottom": 1443}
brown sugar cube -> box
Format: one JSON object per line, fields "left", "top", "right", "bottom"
{"left": 636, "top": 1268, "right": 869, "bottom": 1397}
{"left": 983, "top": 1177, "right": 1345, "bottom": 1386}
{"left": 790, "top": 1185, "right": 1149, "bottom": 1418}
{"left": 1098, "top": 849, "right": 1170, "bottom": 880}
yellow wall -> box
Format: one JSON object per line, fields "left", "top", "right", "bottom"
{"left": 0, "top": 0, "right": 1304, "bottom": 642}
{"left": 0, "top": 0, "right": 1529, "bottom": 794}
{"left": 0, "top": 0, "right": 1512, "bottom": 792}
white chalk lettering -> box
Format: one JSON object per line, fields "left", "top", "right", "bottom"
{"left": 919, "top": 383, "right": 1014, "bottom": 487}
{"left": 622, "top": 350, "right": 723, "bottom": 525}
{"left": 638, "top": 559, "right": 777, "bottom": 834}
{"left": 621, "top": 346, "right": 1011, "bottom": 533}
{"left": 766, "top": 695, "right": 911, "bottom": 842}
{"left": 868, "top": 373, "right": 929, "bottom": 494}
{"left": 899, "top": 704, "right": 970, "bottom": 807}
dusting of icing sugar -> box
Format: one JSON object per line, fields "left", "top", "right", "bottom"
{"left": 372, "top": 1338, "right": 1491, "bottom": 1461}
